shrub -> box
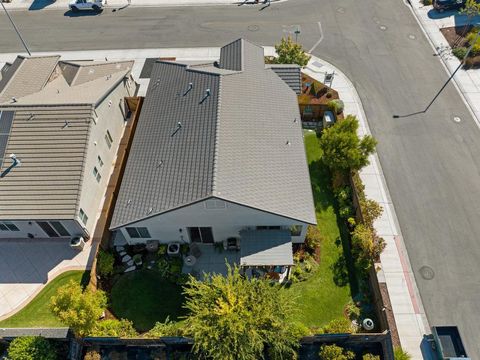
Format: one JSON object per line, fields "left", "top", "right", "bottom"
{"left": 394, "top": 347, "right": 412, "bottom": 360}
{"left": 452, "top": 46, "right": 468, "bottom": 60}
{"left": 322, "top": 318, "right": 353, "bottom": 334}
{"left": 466, "top": 28, "right": 480, "bottom": 55}
{"left": 84, "top": 350, "right": 101, "bottom": 360}
{"left": 359, "top": 198, "right": 383, "bottom": 230}
{"left": 133, "top": 254, "right": 143, "bottom": 266}
{"left": 274, "top": 36, "right": 311, "bottom": 67}
{"left": 423, "top": 0, "right": 432, "bottom": 5}
{"left": 344, "top": 300, "right": 361, "bottom": 320}
{"left": 145, "top": 317, "right": 184, "bottom": 338}
{"left": 97, "top": 250, "right": 114, "bottom": 277}
{"left": 305, "top": 225, "right": 322, "bottom": 253}
{"left": 290, "top": 253, "right": 318, "bottom": 283}
{"left": 50, "top": 281, "right": 107, "bottom": 337}
{"left": 318, "top": 344, "right": 354, "bottom": 360}
{"left": 327, "top": 99, "right": 345, "bottom": 115}
{"left": 180, "top": 243, "right": 190, "bottom": 255}
{"left": 363, "top": 354, "right": 380, "bottom": 360}
{"left": 157, "top": 244, "right": 167, "bottom": 256}
{"left": 91, "top": 319, "right": 138, "bottom": 338}
{"left": 157, "top": 257, "right": 170, "bottom": 278}
{"left": 7, "top": 336, "right": 56, "bottom": 360}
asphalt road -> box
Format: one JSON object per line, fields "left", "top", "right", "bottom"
{"left": 2, "top": 0, "right": 480, "bottom": 356}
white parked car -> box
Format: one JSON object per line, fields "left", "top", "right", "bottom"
{"left": 69, "top": 0, "right": 104, "bottom": 12}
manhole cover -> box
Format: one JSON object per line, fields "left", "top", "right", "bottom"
{"left": 247, "top": 25, "right": 259, "bottom": 32}
{"left": 408, "top": 34, "right": 416, "bottom": 40}
{"left": 453, "top": 116, "right": 461, "bottom": 123}
{"left": 336, "top": 7, "right": 345, "bottom": 13}
{"left": 419, "top": 266, "right": 435, "bottom": 280}
{"left": 379, "top": 25, "right": 387, "bottom": 31}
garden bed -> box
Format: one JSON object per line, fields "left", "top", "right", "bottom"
{"left": 440, "top": 25, "right": 480, "bottom": 68}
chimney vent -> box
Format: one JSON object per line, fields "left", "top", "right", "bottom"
{"left": 183, "top": 82, "right": 193, "bottom": 96}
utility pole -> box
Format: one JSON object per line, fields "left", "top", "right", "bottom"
{"left": 1, "top": 2, "right": 31, "bottom": 56}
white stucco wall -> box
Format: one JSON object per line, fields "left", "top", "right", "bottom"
{"left": 76, "top": 79, "right": 131, "bottom": 236}
{"left": 116, "top": 198, "right": 309, "bottom": 245}
{"left": 0, "top": 219, "right": 84, "bottom": 239}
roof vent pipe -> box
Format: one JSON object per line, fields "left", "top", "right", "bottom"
{"left": 183, "top": 82, "right": 193, "bottom": 96}
{"left": 11, "top": 97, "right": 16, "bottom": 103}
{"left": 0, "top": 154, "right": 21, "bottom": 179}
{"left": 200, "top": 89, "right": 211, "bottom": 104}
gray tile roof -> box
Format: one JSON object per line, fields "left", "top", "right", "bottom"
{"left": 0, "top": 57, "right": 133, "bottom": 220}
{"left": 111, "top": 39, "right": 316, "bottom": 229}
{"left": 266, "top": 64, "right": 302, "bottom": 95}
{"left": 0, "top": 56, "right": 60, "bottom": 103}
{"left": 240, "top": 229, "right": 294, "bottom": 266}
{"left": 0, "top": 327, "right": 70, "bottom": 339}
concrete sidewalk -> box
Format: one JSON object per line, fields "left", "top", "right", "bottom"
{"left": 409, "top": 1, "right": 480, "bottom": 129}
{"left": 2, "top": 0, "right": 280, "bottom": 10}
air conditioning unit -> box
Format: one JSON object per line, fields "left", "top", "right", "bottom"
{"left": 70, "top": 236, "right": 85, "bottom": 250}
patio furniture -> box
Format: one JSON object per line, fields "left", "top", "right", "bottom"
{"left": 146, "top": 240, "right": 159, "bottom": 252}
{"left": 184, "top": 255, "right": 197, "bottom": 267}
{"left": 189, "top": 243, "right": 202, "bottom": 258}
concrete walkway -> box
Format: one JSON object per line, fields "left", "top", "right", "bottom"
{"left": 0, "top": 47, "right": 426, "bottom": 357}
{"left": 2, "top": 0, "right": 279, "bottom": 11}
{"left": 409, "top": 1, "right": 480, "bottom": 129}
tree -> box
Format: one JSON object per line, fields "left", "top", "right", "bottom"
{"left": 274, "top": 37, "right": 311, "bottom": 67}
{"left": 50, "top": 280, "right": 107, "bottom": 337}
{"left": 319, "top": 115, "right": 377, "bottom": 173}
{"left": 454, "top": 0, "right": 480, "bottom": 47}
{"left": 96, "top": 250, "right": 114, "bottom": 277}
{"left": 7, "top": 336, "right": 56, "bottom": 360}
{"left": 318, "top": 344, "right": 355, "bottom": 360}
{"left": 351, "top": 224, "right": 385, "bottom": 271}
{"left": 91, "top": 319, "right": 138, "bottom": 338}
{"left": 183, "top": 265, "right": 303, "bottom": 360}
{"left": 359, "top": 198, "right": 383, "bottom": 231}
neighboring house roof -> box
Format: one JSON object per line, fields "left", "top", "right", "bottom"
{"left": 266, "top": 64, "right": 302, "bottom": 95}
{"left": 0, "top": 327, "right": 71, "bottom": 339}
{"left": 111, "top": 38, "right": 316, "bottom": 229}
{"left": 240, "top": 229, "right": 294, "bottom": 266}
{"left": 0, "top": 55, "right": 60, "bottom": 104}
{"left": 0, "top": 57, "right": 134, "bottom": 221}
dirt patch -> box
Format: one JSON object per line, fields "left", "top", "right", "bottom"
{"left": 440, "top": 25, "right": 480, "bottom": 68}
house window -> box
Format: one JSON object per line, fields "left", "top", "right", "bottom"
{"left": 256, "top": 226, "right": 281, "bottom": 230}
{"left": 125, "top": 227, "right": 151, "bottom": 238}
{"left": 290, "top": 225, "right": 303, "bottom": 236}
{"left": 37, "top": 221, "right": 59, "bottom": 238}
{"left": 50, "top": 221, "right": 70, "bottom": 237}
{"left": 93, "top": 167, "right": 101, "bottom": 182}
{"left": 79, "top": 209, "right": 88, "bottom": 225}
{"left": 98, "top": 156, "right": 104, "bottom": 167}
{"left": 105, "top": 130, "right": 113, "bottom": 149}
{"left": 0, "top": 222, "right": 19, "bottom": 231}
{"left": 188, "top": 227, "right": 214, "bottom": 243}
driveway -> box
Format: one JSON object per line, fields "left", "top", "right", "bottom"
{"left": 0, "top": 240, "right": 94, "bottom": 319}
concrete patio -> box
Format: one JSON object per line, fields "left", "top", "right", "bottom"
{"left": 182, "top": 244, "right": 240, "bottom": 278}
{"left": 0, "top": 239, "right": 95, "bottom": 320}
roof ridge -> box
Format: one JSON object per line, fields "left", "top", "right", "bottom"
{"left": 211, "top": 74, "right": 222, "bottom": 195}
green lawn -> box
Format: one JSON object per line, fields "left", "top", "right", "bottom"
{"left": 284, "top": 131, "right": 353, "bottom": 330}
{"left": 110, "top": 270, "right": 186, "bottom": 332}
{"left": 0, "top": 271, "right": 89, "bottom": 328}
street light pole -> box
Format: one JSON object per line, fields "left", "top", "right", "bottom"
{"left": 1, "top": 2, "right": 31, "bottom": 56}
{"left": 393, "top": 29, "right": 480, "bottom": 118}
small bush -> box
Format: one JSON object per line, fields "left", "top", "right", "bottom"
{"left": 452, "top": 46, "right": 468, "bottom": 60}
{"left": 423, "top": 0, "right": 432, "bottom": 5}
{"left": 345, "top": 300, "right": 361, "bottom": 320}
{"left": 7, "top": 336, "right": 56, "bottom": 360}
{"left": 466, "top": 28, "right": 480, "bottom": 56}
{"left": 91, "top": 319, "right": 138, "bottom": 338}
{"left": 145, "top": 318, "right": 184, "bottom": 338}
{"left": 157, "top": 244, "right": 167, "bottom": 256}
{"left": 327, "top": 99, "right": 345, "bottom": 115}
{"left": 305, "top": 225, "right": 322, "bottom": 253}
{"left": 322, "top": 318, "right": 353, "bottom": 334}
{"left": 394, "top": 347, "right": 412, "bottom": 360}
{"left": 180, "top": 243, "right": 189, "bottom": 255}
{"left": 157, "top": 258, "right": 170, "bottom": 278}
{"left": 84, "top": 349, "right": 101, "bottom": 360}
{"left": 97, "top": 250, "right": 114, "bottom": 277}
{"left": 133, "top": 254, "right": 143, "bottom": 266}
{"left": 319, "top": 344, "right": 355, "bottom": 360}
{"left": 363, "top": 354, "right": 380, "bottom": 360}
{"left": 291, "top": 252, "right": 318, "bottom": 283}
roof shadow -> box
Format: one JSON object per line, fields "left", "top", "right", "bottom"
{"left": 29, "top": 0, "right": 56, "bottom": 10}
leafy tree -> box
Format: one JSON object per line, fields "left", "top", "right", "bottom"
{"left": 359, "top": 198, "right": 383, "bottom": 231}
{"left": 91, "top": 319, "right": 137, "bottom": 338}
{"left": 319, "top": 115, "right": 377, "bottom": 173}
{"left": 274, "top": 37, "right": 311, "bottom": 67}
{"left": 50, "top": 280, "right": 107, "bottom": 337}
{"left": 363, "top": 354, "right": 380, "bottom": 360}
{"left": 96, "top": 250, "right": 114, "bottom": 277}
{"left": 454, "top": 1, "right": 480, "bottom": 48}
{"left": 351, "top": 224, "right": 385, "bottom": 270}
{"left": 7, "top": 336, "right": 56, "bottom": 360}
{"left": 183, "top": 265, "right": 303, "bottom": 360}
{"left": 145, "top": 317, "right": 184, "bottom": 338}
{"left": 322, "top": 318, "right": 353, "bottom": 334}
{"left": 394, "top": 347, "right": 412, "bottom": 360}
{"left": 466, "top": 27, "right": 480, "bottom": 56}
{"left": 318, "top": 344, "right": 355, "bottom": 360}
